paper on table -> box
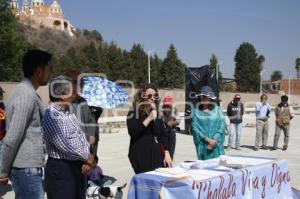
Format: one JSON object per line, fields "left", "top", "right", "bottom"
{"left": 155, "top": 167, "right": 187, "bottom": 175}
{"left": 177, "top": 159, "right": 220, "bottom": 170}
{"left": 213, "top": 166, "right": 235, "bottom": 172}
{"left": 177, "top": 160, "right": 202, "bottom": 169}
{"left": 225, "top": 156, "right": 273, "bottom": 166}
{"left": 185, "top": 169, "right": 225, "bottom": 181}
{"left": 147, "top": 171, "right": 183, "bottom": 178}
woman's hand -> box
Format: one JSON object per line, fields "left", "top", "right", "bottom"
{"left": 207, "top": 144, "right": 215, "bottom": 150}
{"left": 143, "top": 110, "right": 157, "bottom": 127}
{"left": 149, "top": 110, "right": 157, "bottom": 121}
{"left": 206, "top": 138, "right": 217, "bottom": 147}
{"left": 163, "top": 151, "right": 173, "bottom": 168}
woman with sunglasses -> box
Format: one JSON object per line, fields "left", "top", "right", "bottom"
{"left": 191, "top": 86, "right": 225, "bottom": 160}
{"left": 127, "top": 84, "right": 173, "bottom": 174}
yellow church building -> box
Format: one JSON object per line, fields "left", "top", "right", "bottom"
{"left": 10, "top": 0, "right": 75, "bottom": 36}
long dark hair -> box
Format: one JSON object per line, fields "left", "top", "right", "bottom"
{"left": 132, "top": 84, "right": 160, "bottom": 118}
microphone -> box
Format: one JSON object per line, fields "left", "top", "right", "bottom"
{"left": 150, "top": 103, "right": 159, "bottom": 137}
{"left": 150, "top": 103, "right": 156, "bottom": 111}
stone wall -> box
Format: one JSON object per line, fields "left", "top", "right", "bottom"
{"left": 1, "top": 82, "right": 299, "bottom": 117}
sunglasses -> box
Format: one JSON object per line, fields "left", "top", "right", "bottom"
{"left": 142, "top": 93, "right": 160, "bottom": 100}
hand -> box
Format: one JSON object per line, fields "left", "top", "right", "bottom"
{"left": 0, "top": 177, "right": 9, "bottom": 185}
{"left": 89, "top": 136, "right": 96, "bottom": 145}
{"left": 207, "top": 138, "right": 217, "bottom": 147}
{"left": 81, "top": 164, "right": 92, "bottom": 175}
{"left": 85, "top": 154, "right": 96, "bottom": 168}
{"left": 207, "top": 144, "right": 213, "bottom": 150}
{"left": 163, "top": 151, "right": 173, "bottom": 168}
{"left": 149, "top": 110, "right": 157, "bottom": 121}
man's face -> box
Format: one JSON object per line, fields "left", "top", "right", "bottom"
{"left": 60, "top": 85, "right": 76, "bottom": 104}
{"left": 37, "top": 63, "right": 53, "bottom": 86}
{"left": 234, "top": 97, "right": 241, "bottom": 103}
{"left": 261, "top": 96, "right": 267, "bottom": 103}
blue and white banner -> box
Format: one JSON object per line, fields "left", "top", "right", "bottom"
{"left": 162, "top": 159, "right": 293, "bottom": 199}
{"left": 128, "top": 158, "right": 296, "bottom": 199}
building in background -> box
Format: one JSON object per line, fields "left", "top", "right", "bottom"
{"left": 10, "top": 0, "right": 75, "bottom": 36}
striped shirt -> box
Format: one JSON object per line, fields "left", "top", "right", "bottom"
{"left": 42, "top": 103, "right": 89, "bottom": 161}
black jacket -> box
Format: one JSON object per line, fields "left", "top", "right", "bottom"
{"left": 127, "top": 109, "right": 168, "bottom": 174}
{"left": 164, "top": 126, "right": 176, "bottom": 159}
{"left": 227, "top": 101, "right": 244, "bottom": 124}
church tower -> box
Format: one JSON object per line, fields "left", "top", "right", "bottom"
{"left": 32, "top": 0, "right": 44, "bottom": 7}
{"left": 22, "top": 0, "right": 30, "bottom": 12}
{"left": 10, "top": 0, "right": 18, "bottom": 9}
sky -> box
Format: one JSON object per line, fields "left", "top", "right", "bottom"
{"left": 18, "top": 0, "right": 300, "bottom": 79}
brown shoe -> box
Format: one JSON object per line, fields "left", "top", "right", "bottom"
{"left": 226, "top": 146, "right": 232, "bottom": 151}
{"left": 235, "top": 147, "right": 241, "bottom": 151}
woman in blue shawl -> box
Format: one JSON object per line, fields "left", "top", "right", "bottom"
{"left": 192, "top": 86, "right": 225, "bottom": 160}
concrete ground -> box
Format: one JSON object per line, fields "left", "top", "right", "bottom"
{"left": 0, "top": 114, "right": 299, "bottom": 198}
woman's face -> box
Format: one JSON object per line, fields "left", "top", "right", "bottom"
{"left": 143, "top": 88, "right": 159, "bottom": 103}
{"left": 201, "top": 95, "right": 210, "bottom": 102}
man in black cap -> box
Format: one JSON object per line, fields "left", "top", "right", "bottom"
{"left": 226, "top": 94, "right": 244, "bottom": 150}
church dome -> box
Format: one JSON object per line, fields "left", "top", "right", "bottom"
{"left": 50, "top": 1, "right": 62, "bottom": 13}
{"left": 32, "top": 0, "right": 44, "bottom": 6}
{"left": 50, "top": 1, "right": 61, "bottom": 9}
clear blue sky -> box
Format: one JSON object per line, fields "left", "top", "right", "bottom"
{"left": 19, "top": 0, "right": 300, "bottom": 79}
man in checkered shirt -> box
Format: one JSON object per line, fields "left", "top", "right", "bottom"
{"left": 42, "top": 75, "right": 96, "bottom": 199}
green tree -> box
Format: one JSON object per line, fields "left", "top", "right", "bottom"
{"left": 105, "top": 42, "right": 124, "bottom": 81}
{"left": 118, "top": 50, "right": 134, "bottom": 81}
{"left": 150, "top": 54, "right": 163, "bottom": 86}
{"left": 234, "top": 42, "right": 264, "bottom": 92}
{"left": 129, "top": 43, "right": 147, "bottom": 86}
{"left": 160, "top": 44, "right": 185, "bottom": 88}
{"left": 295, "top": 58, "right": 300, "bottom": 78}
{"left": 81, "top": 41, "right": 99, "bottom": 72}
{"left": 271, "top": 70, "right": 283, "bottom": 82}
{"left": 209, "top": 54, "right": 223, "bottom": 89}
{"left": 0, "top": 0, "right": 28, "bottom": 81}
{"left": 83, "top": 29, "right": 103, "bottom": 42}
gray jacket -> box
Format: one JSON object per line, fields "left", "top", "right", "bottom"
{"left": 71, "top": 96, "right": 97, "bottom": 141}
{"left": 0, "top": 78, "right": 45, "bottom": 178}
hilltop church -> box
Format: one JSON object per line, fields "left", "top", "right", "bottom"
{"left": 10, "top": 0, "right": 75, "bottom": 36}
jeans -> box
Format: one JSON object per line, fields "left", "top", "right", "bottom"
{"left": 10, "top": 167, "right": 44, "bottom": 199}
{"left": 228, "top": 123, "right": 242, "bottom": 148}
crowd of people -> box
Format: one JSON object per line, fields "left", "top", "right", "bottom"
{"left": 0, "top": 49, "right": 296, "bottom": 198}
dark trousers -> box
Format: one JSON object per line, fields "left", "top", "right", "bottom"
{"left": 45, "top": 158, "right": 85, "bottom": 199}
